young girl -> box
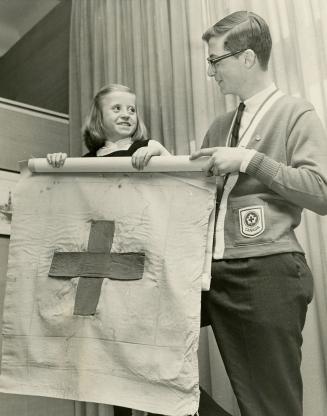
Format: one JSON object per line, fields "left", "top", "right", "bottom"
{"left": 47, "top": 84, "right": 169, "bottom": 416}
{"left": 47, "top": 83, "right": 169, "bottom": 168}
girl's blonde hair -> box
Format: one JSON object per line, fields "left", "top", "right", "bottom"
{"left": 83, "top": 84, "right": 148, "bottom": 154}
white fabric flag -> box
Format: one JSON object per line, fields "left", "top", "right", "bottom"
{"left": 0, "top": 168, "right": 216, "bottom": 416}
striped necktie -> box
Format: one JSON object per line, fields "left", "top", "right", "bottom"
{"left": 230, "top": 102, "right": 245, "bottom": 147}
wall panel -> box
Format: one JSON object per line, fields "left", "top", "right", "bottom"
{"left": 0, "top": 0, "right": 71, "bottom": 114}
{"left": 0, "top": 98, "right": 69, "bottom": 171}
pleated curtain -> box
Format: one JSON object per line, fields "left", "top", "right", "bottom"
{"left": 69, "top": 1, "right": 327, "bottom": 415}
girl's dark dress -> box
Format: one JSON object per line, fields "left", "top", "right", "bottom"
{"left": 84, "top": 139, "right": 150, "bottom": 158}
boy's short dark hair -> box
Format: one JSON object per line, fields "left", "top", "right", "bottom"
{"left": 202, "top": 11, "right": 272, "bottom": 70}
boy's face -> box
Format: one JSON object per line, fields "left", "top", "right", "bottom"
{"left": 101, "top": 91, "right": 137, "bottom": 142}
{"left": 207, "top": 34, "right": 246, "bottom": 97}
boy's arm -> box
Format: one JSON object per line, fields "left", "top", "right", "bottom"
{"left": 245, "top": 110, "right": 327, "bottom": 215}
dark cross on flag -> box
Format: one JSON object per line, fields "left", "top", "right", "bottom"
{"left": 48, "top": 220, "right": 145, "bottom": 316}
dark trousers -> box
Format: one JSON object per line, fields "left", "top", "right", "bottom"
{"left": 201, "top": 252, "right": 313, "bottom": 416}
{"left": 114, "top": 386, "right": 232, "bottom": 416}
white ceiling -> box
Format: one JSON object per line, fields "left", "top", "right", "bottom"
{"left": 0, "top": 0, "right": 61, "bottom": 56}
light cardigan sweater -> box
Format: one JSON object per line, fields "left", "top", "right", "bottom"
{"left": 202, "top": 91, "right": 327, "bottom": 259}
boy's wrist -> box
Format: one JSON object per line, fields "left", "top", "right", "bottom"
{"left": 239, "top": 149, "right": 257, "bottom": 172}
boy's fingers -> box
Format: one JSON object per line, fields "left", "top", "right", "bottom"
{"left": 189, "top": 148, "right": 217, "bottom": 160}
{"left": 203, "top": 159, "right": 213, "bottom": 176}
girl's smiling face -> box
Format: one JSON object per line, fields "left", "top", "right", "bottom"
{"left": 101, "top": 91, "right": 138, "bottom": 141}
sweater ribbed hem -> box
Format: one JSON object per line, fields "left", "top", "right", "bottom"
{"left": 220, "top": 241, "right": 304, "bottom": 260}
{"left": 246, "top": 152, "right": 280, "bottom": 185}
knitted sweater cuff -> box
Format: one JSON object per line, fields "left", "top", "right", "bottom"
{"left": 246, "top": 152, "right": 280, "bottom": 185}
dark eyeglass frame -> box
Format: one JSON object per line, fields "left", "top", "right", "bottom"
{"left": 207, "top": 49, "right": 247, "bottom": 66}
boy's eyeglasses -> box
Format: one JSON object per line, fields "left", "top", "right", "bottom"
{"left": 207, "top": 49, "right": 246, "bottom": 68}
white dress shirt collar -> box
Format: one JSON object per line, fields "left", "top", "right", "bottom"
{"left": 243, "top": 83, "right": 277, "bottom": 115}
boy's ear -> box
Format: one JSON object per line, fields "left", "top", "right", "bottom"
{"left": 243, "top": 49, "right": 256, "bottom": 68}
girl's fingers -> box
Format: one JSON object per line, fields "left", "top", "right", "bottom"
{"left": 138, "top": 152, "right": 148, "bottom": 170}
{"left": 58, "top": 153, "right": 67, "bottom": 166}
{"left": 132, "top": 149, "right": 147, "bottom": 170}
{"left": 143, "top": 152, "right": 153, "bottom": 167}
{"left": 46, "top": 153, "right": 67, "bottom": 168}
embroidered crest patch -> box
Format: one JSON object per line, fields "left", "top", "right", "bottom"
{"left": 239, "top": 205, "right": 265, "bottom": 237}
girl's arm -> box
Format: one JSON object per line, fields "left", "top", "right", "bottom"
{"left": 131, "top": 140, "right": 170, "bottom": 170}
